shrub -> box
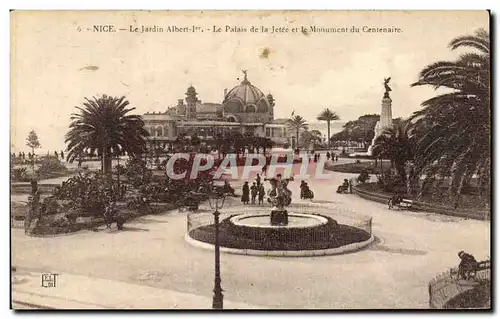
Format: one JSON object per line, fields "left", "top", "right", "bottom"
{"left": 125, "top": 158, "right": 153, "bottom": 187}
{"left": 41, "top": 196, "right": 62, "bottom": 215}
{"left": 48, "top": 216, "right": 70, "bottom": 228}
{"left": 11, "top": 167, "right": 29, "bottom": 182}
{"left": 37, "top": 156, "right": 67, "bottom": 179}
{"left": 114, "top": 164, "right": 126, "bottom": 175}
{"left": 377, "top": 171, "right": 403, "bottom": 193}
{"left": 65, "top": 211, "right": 78, "bottom": 224}
{"left": 53, "top": 171, "right": 123, "bottom": 217}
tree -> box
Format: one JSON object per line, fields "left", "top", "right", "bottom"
{"left": 26, "top": 130, "right": 41, "bottom": 177}
{"left": 372, "top": 121, "right": 414, "bottom": 184}
{"left": 317, "top": 108, "right": 340, "bottom": 150}
{"left": 261, "top": 137, "right": 274, "bottom": 155}
{"left": 411, "top": 29, "right": 490, "bottom": 198}
{"left": 331, "top": 114, "right": 379, "bottom": 148}
{"left": 301, "top": 129, "right": 323, "bottom": 148}
{"left": 65, "top": 95, "right": 149, "bottom": 179}
{"left": 287, "top": 115, "right": 308, "bottom": 148}
{"left": 190, "top": 133, "right": 201, "bottom": 152}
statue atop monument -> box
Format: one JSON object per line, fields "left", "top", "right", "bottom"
{"left": 241, "top": 69, "right": 249, "bottom": 83}
{"left": 383, "top": 77, "right": 392, "bottom": 98}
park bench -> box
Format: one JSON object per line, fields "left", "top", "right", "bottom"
{"left": 450, "top": 259, "right": 490, "bottom": 281}
{"left": 388, "top": 197, "right": 413, "bottom": 210}
{"left": 398, "top": 199, "right": 413, "bottom": 210}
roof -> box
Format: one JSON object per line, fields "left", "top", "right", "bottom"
{"left": 142, "top": 113, "right": 182, "bottom": 121}
{"left": 271, "top": 118, "right": 290, "bottom": 124}
{"left": 222, "top": 73, "right": 271, "bottom": 112}
{"left": 196, "top": 103, "right": 222, "bottom": 113}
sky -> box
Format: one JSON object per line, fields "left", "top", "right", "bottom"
{"left": 10, "top": 10, "right": 489, "bottom": 153}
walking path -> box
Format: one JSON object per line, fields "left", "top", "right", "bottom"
{"left": 12, "top": 268, "right": 260, "bottom": 309}
{"left": 11, "top": 164, "right": 490, "bottom": 309}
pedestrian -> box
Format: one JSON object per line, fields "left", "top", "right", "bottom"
{"left": 103, "top": 200, "right": 115, "bottom": 230}
{"left": 261, "top": 163, "right": 268, "bottom": 176}
{"left": 258, "top": 183, "right": 265, "bottom": 204}
{"left": 314, "top": 153, "right": 318, "bottom": 163}
{"left": 326, "top": 152, "right": 331, "bottom": 161}
{"left": 241, "top": 182, "right": 250, "bottom": 205}
{"left": 256, "top": 173, "right": 261, "bottom": 187}
{"left": 250, "top": 182, "right": 258, "bottom": 204}
{"left": 60, "top": 151, "right": 64, "bottom": 160}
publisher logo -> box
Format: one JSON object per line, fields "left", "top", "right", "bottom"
{"left": 41, "top": 273, "right": 58, "bottom": 288}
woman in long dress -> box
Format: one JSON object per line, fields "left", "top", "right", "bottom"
{"left": 241, "top": 181, "right": 250, "bottom": 205}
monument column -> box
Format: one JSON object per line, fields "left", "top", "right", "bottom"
{"left": 380, "top": 93, "right": 393, "bottom": 129}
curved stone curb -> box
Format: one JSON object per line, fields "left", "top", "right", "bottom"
{"left": 184, "top": 232, "right": 374, "bottom": 257}
{"left": 353, "top": 184, "right": 490, "bottom": 220}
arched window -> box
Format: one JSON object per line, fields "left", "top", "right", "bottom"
{"left": 256, "top": 100, "right": 268, "bottom": 113}
{"left": 246, "top": 105, "right": 256, "bottom": 113}
{"left": 226, "top": 116, "right": 237, "bottom": 122}
{"left": 224, "top": 100, "right": 244, "bottom": 113}
{"left": 155, "top": 126, "right": 163, "bottom": 137}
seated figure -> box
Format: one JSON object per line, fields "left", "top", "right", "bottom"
{"left": 458, "top": 251, "right": 479, "bottom": 280}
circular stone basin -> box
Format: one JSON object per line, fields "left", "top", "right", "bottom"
{"left": 230, "top": 213, "right": 328, "bottom": 229}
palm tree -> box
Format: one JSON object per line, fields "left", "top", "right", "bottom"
{"left": 317, "top": 108, "right": 340, "bottom": 150}
{"left": 287, "top": 115, "right": 309, "bottom": 149}
{"left": 65, "top": 95, "right": 149, "bottom": 179}
{"left": 410, "top": 29, "right": 490, "bottom": 198}
{"left": 372, "top": 122, "right": 414, "bottom": 184}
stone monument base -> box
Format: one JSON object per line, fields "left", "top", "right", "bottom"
{"left": 270, "top": 209, "right": 288, "bottom": 226}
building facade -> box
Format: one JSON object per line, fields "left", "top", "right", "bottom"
{"left": 142, "top": 72, "right": 292, "bottom": 148}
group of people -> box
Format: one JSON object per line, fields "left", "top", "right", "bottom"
{"left": 11, "top": 150, "right": 65, "bottom": 161}
{"left": 325, "top": 151, "right": 339, "bottom": 162}
{"left": 241, "top": 174, "right": 266, "bottom": 205}
{"left": 306, "top": 151, "right": 340, "bottom": 163}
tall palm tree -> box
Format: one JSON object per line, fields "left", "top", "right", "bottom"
{"left": 410, "top": 29, "right": 490, "bottom": 197}
{"left": 65, "top": 95, "right": 149, "bottom": 179}
{"left": 317, "top": 108, "right": 340, "bottom": 150}
{"left": 372, "top": 122, "right": 414, "bottom": 183}
{"left": 287, "top": 115, "right": 309, "bottom": 149}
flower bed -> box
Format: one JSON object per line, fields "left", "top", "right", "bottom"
{"left": 189, "top": 214, "right": 370, "bottom": 251}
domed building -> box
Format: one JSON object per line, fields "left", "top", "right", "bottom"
{"left": 223, "top": 71, "right": 274, "bottom": 124}
{"left": 142, "top": 71, "right": 291, "bottom": 149}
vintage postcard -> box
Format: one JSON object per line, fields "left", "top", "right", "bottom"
{"left": 10, "top": 10, "right": 491, "bottom": 310}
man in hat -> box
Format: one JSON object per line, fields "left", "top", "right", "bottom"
{"left": 458, "top": 251, "right": 478, "bottom": 280}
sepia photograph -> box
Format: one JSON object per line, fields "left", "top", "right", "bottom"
{"left": 10, "top": 10, "right": 491, "bottom": 310}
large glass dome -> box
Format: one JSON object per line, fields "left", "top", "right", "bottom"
{"left": 223, "top": 72, "right": 270, "bottom": 113}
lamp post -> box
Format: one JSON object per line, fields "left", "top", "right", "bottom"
{"left": 207, "top": 180, "right": 226, "bottom": 310}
